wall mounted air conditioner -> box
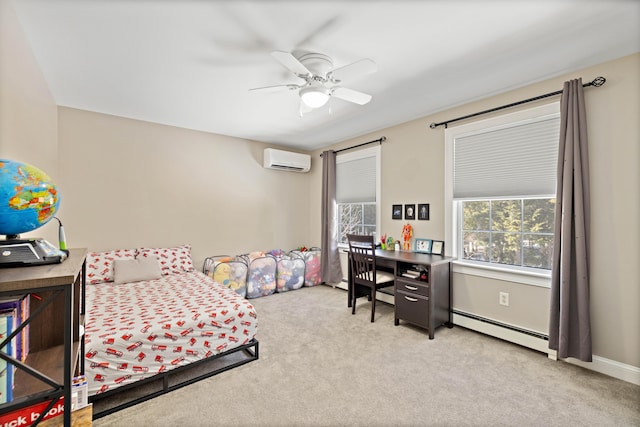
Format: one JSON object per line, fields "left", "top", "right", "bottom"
{"left": 263, "top": 148, "right": 311, "bottom": 173}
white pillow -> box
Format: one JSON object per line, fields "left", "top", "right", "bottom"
{"left": 113, "top": 257, "right": 162, "bottom": 284}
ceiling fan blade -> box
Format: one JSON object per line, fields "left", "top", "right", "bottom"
{"left": 271, "top": 51, "right": 312, "bottom": 77}
{"left": 331, "top": 87, "right": 372, "bottom": 105}
{"left": 248, "top": 83, "right": 301, "bottom": 93}
{"left": 328, "top": 58, "right": 377, "bottom": 83}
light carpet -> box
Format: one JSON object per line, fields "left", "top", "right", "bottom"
{"left": 93, "top": 285, "right": 640, "bottom": 427}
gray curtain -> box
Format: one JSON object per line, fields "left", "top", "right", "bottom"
{"left": 321, "top": 150, "right": 343, "bottom": 284}
{"left": 549, "top": 78, "right": 592, "bottom": 362}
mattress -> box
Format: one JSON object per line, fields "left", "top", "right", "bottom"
{"left": 84, "top": 271, "right": 258, "bottom": 395}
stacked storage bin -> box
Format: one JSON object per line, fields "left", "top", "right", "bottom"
{"left": 238, "top": 252, "right": 277, "bottom": 299}
{"left": 291, "top": 247, "right": 322, "bottom": 287}
{"left": 203, "top": 255, "right": 249, "bottom": 298}
{"left": 270, "top": 249, "right": 306, "bottom": 292}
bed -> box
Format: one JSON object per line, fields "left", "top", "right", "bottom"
{"left": 83, "top": 246, "right": 259, "bottom": 417}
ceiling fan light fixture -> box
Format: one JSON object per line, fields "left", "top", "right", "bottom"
{"left": 300, "top": 86, "right": 329, "bottom": 108}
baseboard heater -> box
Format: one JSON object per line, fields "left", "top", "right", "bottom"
{"left": 452, "top": 309, "right": 551, "bottom": 356}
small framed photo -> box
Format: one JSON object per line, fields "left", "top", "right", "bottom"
{"left": 392, "top": 204, "right": 402, "bottom": 220}
{"left": 414, "top": 238, "right": 432, "bottom": 254}
{"left": 404, "top": 204, "right": 416, "bottom": 220}
{"left": 418, "top": 204, "right": 430, "bottom": 220}
{"left": 431, "top": 240, "right": 444, "bottom": 255}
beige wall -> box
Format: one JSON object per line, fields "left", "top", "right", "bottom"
{"left": 3, "top": 0, "right": 637, "bottom": 375}
{"left": 0, "top": 0, "right": 59, "bottom": 244}
{"left": 57, "top": 108, "right": 312, "bottom": 269}
{"left": 311, "top": 53, "right": 640, "bottom": 369}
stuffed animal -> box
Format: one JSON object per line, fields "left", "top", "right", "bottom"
{"left": 304, "top": 253, "right": 321, "bottom": 286}
{"left": 213, "top": 262, "right": 231, "bottom": 286}
{"left": 213, "top": 262, "right": 247, "bottom": 297}
{"left": 246, "top": 256, "right": 276, "bottom": 298}
{"left": 276, "top": 258, "right": 304, "bottom": 291}
{"left": 277, "top": 269, "right": 292, "bottom": 292}
{"left": 286, "top": 258, "right": 305, "bottom": 291}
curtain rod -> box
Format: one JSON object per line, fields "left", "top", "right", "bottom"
{"left": 320, "top": 136, "right": 386, "bottom": 156}
{"left": 429, "top": 76, "right": 606, "bottom": 129}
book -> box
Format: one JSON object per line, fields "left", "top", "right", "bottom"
{"left": 72, "top": 375, "right": 88, "bottom": 410}
{"left": 401, "top": 271, "right": 420, "bottom": 279}
{"left": 0, "top": 397, "right": 64, "bottom": 425}
{"left": 0, "top": 294, "right": 30, "bottom": 362}
{"left": 0, "top": 309, "right": 16, "bottom": 403}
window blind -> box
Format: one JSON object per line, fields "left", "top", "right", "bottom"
{"left": 336, "top": 155, "right": 376, "bottom": 203}
{"left": 454, "top": 116, "right": 560, "bottom": 198}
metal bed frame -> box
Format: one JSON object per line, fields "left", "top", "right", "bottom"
{"left": 89, "top": 338, "right": 259, "bottom": 419}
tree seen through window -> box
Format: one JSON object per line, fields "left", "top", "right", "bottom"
{"left": 462, "top": 198, "right": 555, "bottom": 269}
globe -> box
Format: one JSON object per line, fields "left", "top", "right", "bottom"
{"left": 0, "top": 159, "right": 60, "bottom": 237}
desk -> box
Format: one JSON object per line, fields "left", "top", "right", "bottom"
{"left": 347, "top": 249, "right": 454, "bottom": 339}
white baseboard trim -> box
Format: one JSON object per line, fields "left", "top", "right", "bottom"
{"left": 452, "top": 312, "right": 640, "bottom": 386}
{"left": 562, "top": 355, "right": 640, "bottom": 386}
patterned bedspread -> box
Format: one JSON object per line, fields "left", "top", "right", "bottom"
{"left": 84, "top": 271, "right": 258, "bottom": 395}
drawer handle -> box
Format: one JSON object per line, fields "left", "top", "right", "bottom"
{"left": 404, "top": 295, "right": 419, "bottom": 302}
{"left": 404, "top": 285, "right": 418, "bottom": 291}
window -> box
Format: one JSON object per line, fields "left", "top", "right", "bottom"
{"left": 336, "top": 146, "right": 381, "bottom": 244}
{"left": 445, "top": 103, "right": 560, "bottom": 280}
{"left": 461, "top": 198, "right": 555, "bottom": 269}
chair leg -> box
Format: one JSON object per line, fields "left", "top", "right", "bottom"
{"left": 370, "top": 288, "right": 376, "bottom": 322}
{"left": 351, "top": 285, "right": 356, "bottom": 315}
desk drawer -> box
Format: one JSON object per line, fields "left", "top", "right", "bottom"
{"left": 395, "top": 290, "right": 429, "bottom": 329}
{"left": 395, "top": 278, "right": 430, "bottom": 297}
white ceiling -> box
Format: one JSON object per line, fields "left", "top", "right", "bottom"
{"left": 11, "top": 0, "right": 640, "bottom": 151}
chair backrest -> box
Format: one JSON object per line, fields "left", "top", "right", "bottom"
{"left": 347, "top": 234, "right": 378, "bottom": 284}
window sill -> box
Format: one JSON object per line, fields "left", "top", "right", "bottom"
{"left": 452, "top": 260, "right": 551, "bottom": 288}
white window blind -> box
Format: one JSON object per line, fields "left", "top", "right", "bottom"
{"left": 336, "top": 155, "right": 376, "bottom": 203}
{"left": 454, "top": 116, "right": 560, "bottom": 198}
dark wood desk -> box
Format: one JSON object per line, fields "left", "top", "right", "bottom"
{"left": 347, "top": 249, "right": 454, "bottom": 339}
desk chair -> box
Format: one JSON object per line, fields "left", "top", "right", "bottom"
{"left": 347, "top": 234, "right": 395, "bottom": 322}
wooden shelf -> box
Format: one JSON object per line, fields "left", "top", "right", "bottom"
{"left": 0, "top": 249, "right": 87, "bottom": 293}
{"left": 12, "top": 338, "right": 82, "bottom": 396}
{"left": 0, "top": 249, "right": 88, "bottom": 426}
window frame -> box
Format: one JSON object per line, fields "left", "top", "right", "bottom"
{"left": 444, "top": 103, "right": 559, "bottom": 288}
{"left": 335, "top": 145, "right": 381, "bottom": 248}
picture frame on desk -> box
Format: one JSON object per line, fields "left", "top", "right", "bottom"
{"left": 414, "top": 238, "right": 432, "bottom": 254}
{"left": 431, "top": 240, "right": 444, "bottom": 255}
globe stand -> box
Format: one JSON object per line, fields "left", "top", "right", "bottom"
{"left": 0, "top": 236, "right": 68, "bottom": 268}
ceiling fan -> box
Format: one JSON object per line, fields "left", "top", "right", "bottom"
{"left": 249, "top": 50, "right": 377, "bottom": 115}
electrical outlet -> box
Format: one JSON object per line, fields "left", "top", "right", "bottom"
{"left": 499, "top": 292, "right": 509, "bottom": 306}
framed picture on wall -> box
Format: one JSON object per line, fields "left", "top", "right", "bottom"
{"left": 418, "top": 204, "right": 430, "bottom": 220}
{"left": 404, "top": 204, "right": 416, "bottom": 220}
{"left": 414, "top": 238, "right": 432, "bottom": 254}
{"left": 431, "top": 240, "right": 444, "bottom": 255}
{"left": 392, "top": 204, "right": 402, "bottom": 220}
